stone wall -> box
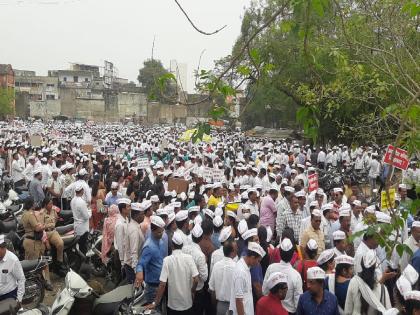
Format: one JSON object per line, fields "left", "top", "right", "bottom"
{"left": 29, "top": 100, "right": 61, "bottom": 118}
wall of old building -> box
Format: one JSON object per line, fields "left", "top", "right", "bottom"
{"left": 117, "top": 92, "right": 147, "bottom": 118}
{"left": 29, "top": 100, "right": 61, "bottom": 118}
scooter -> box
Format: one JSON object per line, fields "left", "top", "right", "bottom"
{"left": 18, "top": 269, "right": 161, "bottom": 315}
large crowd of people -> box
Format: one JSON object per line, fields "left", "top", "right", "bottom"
{"left": 0, "top": 120, "right": 419, "bottom": 315}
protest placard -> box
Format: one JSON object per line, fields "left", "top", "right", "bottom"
{"left": 381, "top": 188, "right": 396, "bottom": 210}
{"left": 168, "top": 178, "right": 189, "bottom": 194}
{"left": 383, "top": 145, "right": 409, "bottom": 170}
{"left": 308, "top": 173, "right": 319, "bottom": 192}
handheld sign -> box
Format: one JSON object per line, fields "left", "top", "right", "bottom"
{"left": 137, "top": 157, "right": 150, "bottom": 169}
{"left": 383, "top": 145, "right": 409, "bottom": 170}
{"left": 381, "top": 188, "right": 396, "bottom": 210}
{"left": 308, "top": 173, "right": 319, "bottom": 192}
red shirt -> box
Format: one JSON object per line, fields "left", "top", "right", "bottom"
{"left": 256, "top": 293, "right": 288, "bottom": 315}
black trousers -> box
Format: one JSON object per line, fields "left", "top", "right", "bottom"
{"left": 168, "top": 307, "right": 192, "bottom": 315}
{"left": 78, "top": 232, "right": 89, "bottom": 254}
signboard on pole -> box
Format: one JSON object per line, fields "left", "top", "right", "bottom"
{"left": 383, "top": 145, "right": 409, "bottom": 170}
{"left": 308, "top": 173, "right": 319, "bottom": 192}
{"left": 381, "top": 188, "right": 396, "bottom": 210}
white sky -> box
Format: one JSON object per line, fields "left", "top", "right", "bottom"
{"left": 0, "top": 0, "right": 250, "bottom": 92}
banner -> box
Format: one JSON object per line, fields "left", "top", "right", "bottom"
{"left": 381, "top": 188, "right": 396, "bottom": 210}
{"left": 383, "top": 145, "right": 409, "bottom": 170}
{"left": 308, "top": 173, "right": 319, "bottom": 192}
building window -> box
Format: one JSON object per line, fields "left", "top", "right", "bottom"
{"left": 46, "top": 83, "right": 55, "bottom": 87}
{"left": 46, "top": 95, "right": 55, "bottom": 100}
{"left": 74, "top": 76, "right": 78, "bottom": 82}
{"left": 85, "top": 78, "right": 89, "bottom": 82}
{"left": 63, "top": 77, "right": 67, "bottom": 82}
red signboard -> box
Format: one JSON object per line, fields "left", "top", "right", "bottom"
{"left": 308, "top": 173, "right": 319, "bottom": 192}
{"left": 383, "top": 145, "right": 409, "bottom": 170}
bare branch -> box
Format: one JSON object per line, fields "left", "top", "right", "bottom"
{"left": 174, "top": 0, "right": 227, "bottom": 35}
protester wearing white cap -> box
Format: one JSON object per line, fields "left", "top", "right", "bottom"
{"left": 325, "top": 255, "right": 354, "bottom": 311}
{"left": 332, "top": 230, "right": 347, "bottom": 257}
{"left": 210, "top": 226, "right": 238, "bottom": 274}
{"left": 181, "top": 220, "right": 208, "bottom": 314}
{"left": 212, "top": 216, "right": 224, "bottom": 248}
{"left": 209, "top": 238, "right": 238, "bottom": 315}
{"left": 263, "top": 238, "right": 303, "bottom": 313}
{"left": 350, "top": 199, "right": 363, "bottom": 231}
{"left": 229, "top": 242, "right": 265, "bottom": 315}
{"left": 0, "top": 234, "right": 25, "bottom": 305}
{"left": 147, "top": 230, "right": 199, "bottom": 313}
{"left": 296, "top": 266, "right": 340, "bottom": 315}
{"left": 329, "top": 208, "right": 354, "bottom": 256}
{"left": 244, "top": 189, "right": 260, "bottom": 217}
{"left": 300, "top": 208, "right": 325, "bottom": 258}
{"left": 134, "top": 214, "right": 166, "bottom": 305}
{"left": 345, "top": 249, "right": 394, "bottom": 315}
{"left": 256, "top": 272, "right": 289, "bottom": 315}
{"left": 123, "top": 200, "right": 145, "bottom": 284}
{"left": 400, "top": 221, "right": 420, "bottom": 270}
{"left": 28, "top": 168, "right": 45, "bottom": 207}
{"left": 296, "top": 239, "right": 319, "bottom": 292}
{"left": 114, "top": 198, "right": 132, "bottom": 269}
{"left": 174, "top": 210, "right": 191, "bottom": 247}
{"left": 70, "top": 180, "right": 92, "bottom": 254}
{"left": 64, "top": 169, "right": 92, "bottom": 204}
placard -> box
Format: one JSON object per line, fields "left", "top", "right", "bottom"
{"left": 104, "top": 146, "right": 115, "bottom": 154}
{"left": 137, "top": 157, "right": 150, "bottom": 169}
{"left": 82, "top": 144, "right": 94, "bottom": 154}
{"left": 383, "top": 145, "right": 409, "bottom": 170}
{"left": 212, "top": 168, "right": 224, "bottom": 182}
{"left": 381, "top": 188, "right": 396, "bottom": 210}
{"left": 168, "top": 178, "right": 189, "bottom": 194}
{"left": 203, "top": 167, "right": 213, "bottom": 181}
{"left": 308, "top": 173, "right": 319, "bottom": 192}
{"left": 30, "top": 135, "right": 42, "bottom": 147}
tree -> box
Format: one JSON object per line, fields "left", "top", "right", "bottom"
{"left": 137, "top": 59, "right": 176, "bottom": 101}
{"left": 0, "top": 87, "right": 14, "bottom": 117}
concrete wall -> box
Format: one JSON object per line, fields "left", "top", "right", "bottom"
{"left": 117, "top": 92, "right": 147, "bottom": 118}
{"left": 29, "top": 100, "right": 61, "bottom": 118}
{"left": 15, "top": 92, "right": 30, "bottom": 118}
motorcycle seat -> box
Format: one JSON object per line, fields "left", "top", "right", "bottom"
{"left": 93, "top": 284, "right": 133, "bottom": 315}
{"left": 59, "top": 210, "right": 73, "bottom": 220}
{"left": 56, "top": 224, "right": 74, "bottom": 235}
{"left": 0, "top": 220, "right": 17, "bottom": 233}
{"left": 7, "top": 204, "right": 21, "bottom": 213}
{"left": 21, "top": 259, "right": 47, "bottom": 273}
{"left": 62, "top": 234, "right": 78, "bottom": 247}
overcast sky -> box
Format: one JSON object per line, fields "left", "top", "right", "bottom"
{"left": 0, "top": 0, "right": 250, "bottom": 92}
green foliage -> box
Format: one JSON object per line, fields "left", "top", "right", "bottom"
{"left": 137, "top": 59, "right": 176, "bottom": 101}
{"left": 0, "top": 87, "right": 14, "bottom": 116}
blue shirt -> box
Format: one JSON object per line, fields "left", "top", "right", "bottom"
{"left": 411, "top": 248, "right": 420, "bottom": 274}
{"left": 296, "top": 290, "right": 340, "bottom": 315}
{"left": 104, "top": 194, "right": 120, "bottom": 206}
{"left": 136, "top": 235, "right": 165, "bottom": 285}
{"left": 145, "top": 228, "right": 169, "bottom": 258}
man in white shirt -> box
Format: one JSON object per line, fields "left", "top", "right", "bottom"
{"left": 114, "top": 198, "right": 131, "bottom": 277}
{"left": 64, "top": 169, "right": 91, "bottom": 204}
{"left": 0, "top": 235, "right": 25, "bottom": 307}
{"left": 47, "top": 168, "right": 63, "bottom": 207}
{"left": 368, "top": 153, "right": 381, "bottom": 192}
{"left": 317, "top": 148, "right": 326, "bottom": 169}
{"left": 182, "top": 224, "right": 208, "bottom": 314}
{"left": 263, "top": 238, "right": 303, "bottom": 313}
{"left": 146, "top": 231, "right": 198, "bottom": 314}
{"left": 70, "top": 183, "right": 91, "bottom": 254}
{"left": 123, "top": 202, "right": 145, "bottom": 284}
{"left": 209, "top": 239, "right": 238, "bottom": 315}
{"left": 11, "top": 152, "right": 25, "bottom": 187}
{"left": 22, "top": 156, "right": 36, "bottom": 183}
{"left": 229, "top": 242, "right": 266, "bottom": 315}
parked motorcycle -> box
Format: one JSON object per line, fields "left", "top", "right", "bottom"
{"left": 21, "top": 257, "right": 50, "bottom": 310}
{"left": 18, "top": 269, "right": 161, "bottom": 315}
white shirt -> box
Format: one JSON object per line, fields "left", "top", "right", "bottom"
{"left": 160, "top": 249, "right": 199, "bottom": 311}
{"left": 11, "top": 159, "right": 24, "bottom": 183}
{"left": 70, "top": 196, "right": 91, "bottom": 236}
{"left": 123, "top": 220, "right": 145, "bottom": 269}
{"left": 182, "top": 242, "right": 208, "bottom": 291}
{"left": 114, "top": 214, "right": 129, "bottom": 261}
{"left": 209, "top": 256, "right": 236, "bottom": 302}
{"left": 0, "top": 250, "right": 25, "bottom": 302}
{"left": 368, "top": 159, "right": 381, "bottom": 178}
{"left": 263, "top": 261, "right": 302, "bottom": 313}
{"left": 317, "top": 151, "right": 326, "bottom": 163}
{"left": 210, "top": 248, "right": 224, "bottom": 275}
{"left": 399, "top": 235, "right": 418, "bottom": 271}
{"left": 22, "top": 163, "right": 35, "bottom": 182}
{"left": 64, "top": 179, "right": 92, "bottom": 204}
{"left": 47, "top": 177, "right": 62, "bottom": 196}
{"left": 229, "top": 258, "right": 254, "bottom": 315}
